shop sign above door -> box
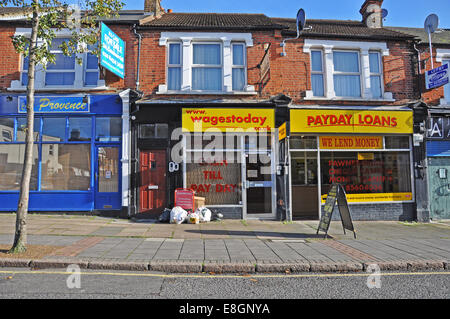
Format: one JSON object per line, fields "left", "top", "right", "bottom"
{"left": 18, "top": 96, "right": 89, "bottom": 113}
{"left": 182, "top": 108, "right": 275, "bottom": 132}
{"left": 290, "top": 109, "right": 413, "bottom": 134}
{"left": 100, "top": 22, "right": 125, "bottom": 79}
{"left": 319, "top": 136, "right": 383, "bottom": 149}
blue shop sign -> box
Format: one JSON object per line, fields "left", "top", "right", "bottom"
{"left": 425, "top": 64, "right": 449, "bottom": 90}
{"left": 18, "top": 96, "right": 89, "bottom": 113}
{"left": 100, "top": 22, "right": 125, "bottom": 79}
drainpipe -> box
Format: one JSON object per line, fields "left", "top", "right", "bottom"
{"left": 133, "top": 25, "right": 142, "bottom": 91}
{"left": 413, "top": 42, "right": 423, "bottom": 101}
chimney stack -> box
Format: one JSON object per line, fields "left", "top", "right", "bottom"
{"left": 144, "top": 0, "right": 163, "bottom": 16}
{"left": 360, "top": 0, "right": 384, "bottom": 28}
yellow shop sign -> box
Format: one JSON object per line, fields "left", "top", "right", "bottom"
{"left": 290, "top": 109, "right": 413, "bottom": 134}
{"left": 182, "top": 108, "right": 275, "bottom": 132}
{"left": 319, "top": 136, "right": 383, "bottom": 149}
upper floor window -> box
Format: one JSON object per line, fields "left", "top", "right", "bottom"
{"left": 369, "top": 52, "right": 383, "bottom": 98}
{"left": 305, "top": 39, "right": 391, "bottom": 101}
{"left": 168, "top": 43, "right": 182, "bottom": 91}
{"left": 311, "top": 50, "right": 324, "bottom": 97}
{"left": 160, "top": 32, "right": 255, "bottom": 94}
{"left": 232, "top": 43, "right": 246, "bottom": 91}
{"left": 192, "top": 43, "right": 222, "bottom": 91}
{"left": 333, "top": 51, "right": 361, "bottom": 98}
{"left": 45, "top": 38, "right": 76, "bottom": 86}
{"left": 13, "top": 33, "right": 104, "bottom": 91}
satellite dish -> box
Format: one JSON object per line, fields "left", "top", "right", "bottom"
{"left": 424, "top": 14, "right": 439, "bottom": 33}
{"left": 381, "top": 9, "right": 388, "bottom": 19}
{"left": 297, "top": 9, "right": 306, "bottom": 34}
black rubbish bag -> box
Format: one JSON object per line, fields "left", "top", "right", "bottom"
{"left": 158, "top": 208, "right": 171, "bottom": 223}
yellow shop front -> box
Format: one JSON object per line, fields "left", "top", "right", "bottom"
{"left": 288, "top": 107, "right": 414, "bottom": 221}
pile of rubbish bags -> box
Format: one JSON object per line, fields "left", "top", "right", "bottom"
{"left": 158, "top": 206, "right": 223, "bottom": 224}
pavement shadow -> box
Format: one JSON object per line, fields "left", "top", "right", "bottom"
{"left": 185, "top": 230, "right": 327, "bottom": 239}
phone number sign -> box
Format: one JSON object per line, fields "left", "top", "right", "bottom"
{"left": 100, "top": 22, "right": 125, "bottom": 79}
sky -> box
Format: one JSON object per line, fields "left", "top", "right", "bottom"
{"left": 120, "top": 0, "right": 449, "bottom": 29}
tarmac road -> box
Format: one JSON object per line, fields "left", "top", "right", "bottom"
{"left": 0, "top": 268, "right": 448, "bottom": 300}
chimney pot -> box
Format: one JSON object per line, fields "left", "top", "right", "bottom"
{"left": 144, "top": 0, "right": 163, "bottom": 15}
{"left": 360, "top": 0, "right": 384, "bottom": 28}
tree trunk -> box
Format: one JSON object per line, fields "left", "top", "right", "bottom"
{"left": 9, "top": 3, "right": 39, "bottom": 254}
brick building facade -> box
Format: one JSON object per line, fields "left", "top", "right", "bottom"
{"left": 0, "top": 0, "right": 446, "bottom": 221}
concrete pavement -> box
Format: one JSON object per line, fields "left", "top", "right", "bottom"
{"left": 0, "top": 214, "right": 449, "bottom": 273}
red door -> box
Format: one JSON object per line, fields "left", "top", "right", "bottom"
{"left": 140, "top": 150, "right": 166, "bottom": 214}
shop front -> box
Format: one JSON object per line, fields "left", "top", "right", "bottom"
{"left": 427, "top": 115, "right": 450, "bottom": 220}
{"left": 181, "top": 107, "right": 277, "bottom": 219}
{"left": 288, "top": 107, "right": 415, "bottom": 221}
{"left": 0, "top": 94, "right": 124, "bottom": 213}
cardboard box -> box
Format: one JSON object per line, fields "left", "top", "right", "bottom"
{"left": 194, "top": 196, "right": 205, "bottom": 210}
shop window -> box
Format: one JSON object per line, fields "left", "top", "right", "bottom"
{"left": 369, "top": 52, "right": 383, "bottom": 98}
{"left": 290, "top": 136, "right": 318, "bottom": 150}
{"left": 0, "top": 144, "right": 38, "bottom": 190}
{"left": 385, "top": 136, "right": 410, "bottom": 149}
{"left": 96, "top": 117, "right": 122, "bottom": 142}
{"left": 320, "top": 151, "right": 412, "bottom": 197}
{"left": 17, "top": 118, "right": 40, "bottom": 142}
{"left": 232, "top": 43, "right": 246, "bottom": 91}
{"left": 186, "top": 154, "right": 242, "bottom": 205}
{"left": 0, "top": 118, "right": 14, "bottom": 142}
{"left": 311, "top": 50, "right": 325, "bottom": 97}
{"left": 167, "top": 43, "right": 182, "bottom": 91}
{"left": 41, "top": 144, "right": 91, "bottom": 191}
{"left": 140, "top": 124, "right": 169, "bottom": 139}
{"left": 192, "top": 43, "right": 223, "bottom": 91}
{"left": 43, "top": 118, "right": 66, "bottom": 142}
{"left": 291, "top": 151, "right": 318, "bottom": 186}
{"left": 333, "top": 51, "right": 361, "bottom": 98}
{"left": 68, "top": 118, "right": 92, "bottom": 142}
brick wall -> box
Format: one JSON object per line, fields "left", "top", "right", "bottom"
{"left": 418, "top": 45, "right": 446, "bottom": 106}
{"left": 0, "top": 23, "right": 134, "bottom": 92}
{"left": 137, "top": 28, "right": 418, "bottom": 106}
{"left": 0, "top": 25, "right": 21, "bottom": 91}
{"left": 326, "top": 202, "right": 415, "bottom": 221}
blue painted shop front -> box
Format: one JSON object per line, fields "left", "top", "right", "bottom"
{"left": 0, "top": 94, "right": 122, "bottom": 212}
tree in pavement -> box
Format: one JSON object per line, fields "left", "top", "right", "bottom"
{"left": 1, "top": 0, "right": 124, "bottom": 253}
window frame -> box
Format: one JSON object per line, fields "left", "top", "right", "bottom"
{"left": 231, "top": 43, "right": 247, "bottom": 92}
{"left": 369, "top": 51, "right": 384, "bottom": 99}
{"left": 159, "top": 32, "right": 255, "bottom": 94}
{"left": 44, "top": 38, "right": 77, "bottom": 87}
{"left": 303, "top": 40, "right": 392, "bottom": 101}
{"left": 332, "top": 49, "right": 362, "bottom": 98}
{"left": 310, "top": 49, "right": 325, "bottom": 97}
{"left": 167, "top": 42, "right": 183, "bottom": 91}
{"left": 191, "top": 42, "right": 224, "bottom": 92}
{"left": 12, "top": 29, "right": 106, "bottom": 91}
